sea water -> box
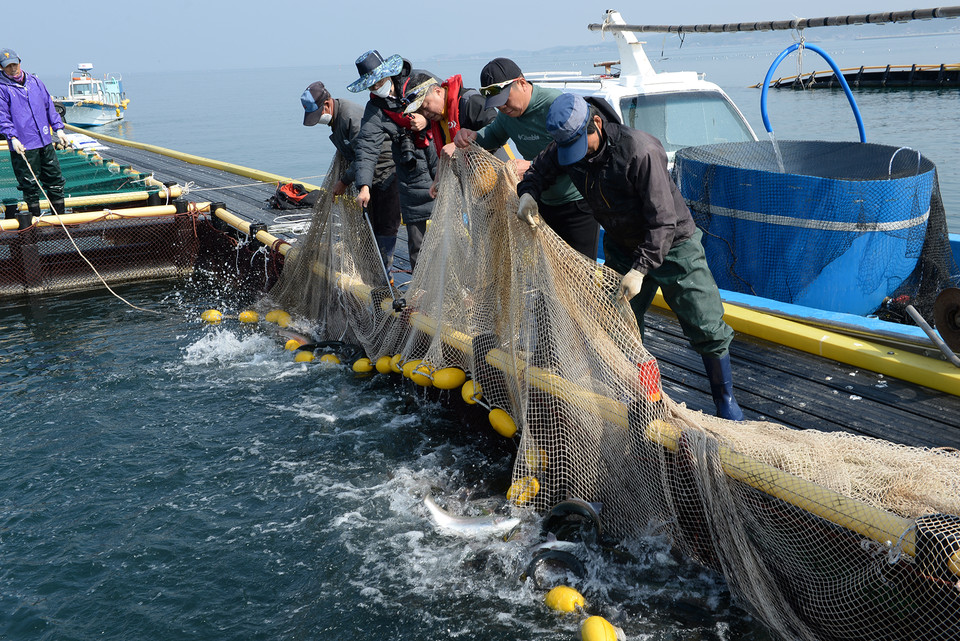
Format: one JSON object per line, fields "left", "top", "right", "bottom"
{"left": 0, "top": 284, "right": 773, "bottom": 640}
{"left": 4, "top": 32, "right": 958, "bottom": 641}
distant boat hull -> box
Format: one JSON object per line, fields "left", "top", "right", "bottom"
{"left": 57, "top": 101, "right": 125, "bottom": 127}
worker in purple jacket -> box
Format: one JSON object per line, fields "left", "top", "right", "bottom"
{"left": 0, "top": 48, "right": 69, "bottom": 219}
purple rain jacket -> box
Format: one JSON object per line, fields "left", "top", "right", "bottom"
{"left": 0, "top": 71, "right": 64, "bottom": 150}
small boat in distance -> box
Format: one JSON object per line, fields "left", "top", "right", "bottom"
{"left": 54, "top": 63, "right": 129, "bottom": 127}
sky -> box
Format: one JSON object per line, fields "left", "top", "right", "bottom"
{"left": 6, "top": 0, "right": 930, "bottom": 76}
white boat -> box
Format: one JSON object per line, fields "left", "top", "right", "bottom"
{"left": 55, "top": 63, "right": 129, "bottom": 127}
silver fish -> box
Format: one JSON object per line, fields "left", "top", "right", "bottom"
{"left": 423, "top": 494, "right": 521, "bottom": 539}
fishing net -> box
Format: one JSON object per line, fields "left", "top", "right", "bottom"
{"left": 674, "top": 140, "right": 959, "bottom": 323}
{"left": 267, "top": 146, "right": 960, "bottom": 641}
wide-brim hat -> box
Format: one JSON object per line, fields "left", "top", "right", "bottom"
{"left": 347, "top": 50, "right": 403, "bottom": 93}
{"left": 546, "top": 93, "right": 591, "bottom": 165}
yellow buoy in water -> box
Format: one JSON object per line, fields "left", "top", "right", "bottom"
{"left": 238, "top": 310, "right": 259, "bottom": 324}
{"left": 274, "top": 311, "right": 291, "bottom": 328}
{"left": 375, "top": 356, "right": 393, "bottom": 374}
{"left": 488, "top": 408, "right": 517, "bottom": 438}
{"left": 320, "top": 353, "right": 340, "bottom": 364}
{"left": 294, "top": 350, "right": 314, "bottom": 363}
{"left": 401, "top": 359, "right": 423, "bottom": 379}
{"left": 353, "top": 358, "right": 374, "bottom": 373}
{"left": 506, "top": 476, "right": 540, "bottom": 507}
{"left": 265, "top": 310, "right": 283, "bottom": 323}
{"left": 409, "top": 363, "right": 433, "bottom": 387}
{"left": 201, "top": 309, "right": 223, "bottom": 324}
{"left": 433, "top": 367, "right": 466, "bottom": 390}
{"left": 544, "top": 585, "right": 585, "bottom": 613}
{"left": 284, "top": 339, "right": 302, "bottom": 351}
{"left": 461, "top": 379, "right": 481, "bottom": 405}
{"left": 580, "top": 616, "right": 620, "bottom": 641}
{"left": 389, "top": 354, "right": 403, "bottom": 374}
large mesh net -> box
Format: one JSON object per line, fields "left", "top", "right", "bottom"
{"left": 267, "top": 146, "right": 960, "bottom": 641}
{"left": 674, "top": 140, "right": 959, "bottom": 322}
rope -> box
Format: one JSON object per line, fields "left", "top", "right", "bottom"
{"left": 17, "top": 147, "right": 161, "bottom": 315}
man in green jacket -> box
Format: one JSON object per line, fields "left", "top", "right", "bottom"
{"left": 453, "top": 58, "right": 599, "bottom": 260}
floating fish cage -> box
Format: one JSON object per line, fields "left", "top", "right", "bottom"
{"left": 674, "top": 140, "right": 938, "bottom": 316}
{"left": 0, "top": 147, "right": 204, "bottom": 298}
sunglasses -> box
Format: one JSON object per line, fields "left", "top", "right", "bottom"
{"left": 478, "top": 77, "right": 521, "bottom": 98}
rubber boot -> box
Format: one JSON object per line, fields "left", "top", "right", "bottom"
{"left": 375, "top": 234, "right": 397, "bottom": 277}
{"left": 701, "top": 354, "right": 744, "bottom": 421}
{"left": 26, "top": 201, "right": 41, "bottom": 221}
{"left": 50, "top": 198, "right": 66, "bottom": 217}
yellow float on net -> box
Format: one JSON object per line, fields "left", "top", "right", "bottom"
{"left": 580, "top": 616, "right": 619, "bottom": 641}
{"left": 200, "top": 309, "right": 223, "bottom": 324}
{"left": 238, "top": 310, "right": 259, "bottom": 324}
{"left": 507, "top": 475, "right": 539, "bottom": 506}
{"left": 472, "top": 162, "right": 499, "bottom": 198}
{"left": 319, "top": 353, "right": 340, "bottom": 364}
{"left": 294, "top": 350, "right": 314, "bottom": 363}
{"left": 488, "top": 408, "right": 517, "bottom": 438}
{"left": 432, "top": 367, "right": 466, "bottom": 390}
{"left": 264, "top": 310, "right": 283, "bottom": 323}
{"left": 375, "top": 356, "right": 393, "bottom": 374}
{"left": 461, "top": 379, "right": 481, "bottom": 405}
{"left": 389, "top": 354, "right": 403, "bottom": 374}
{"left": 284, "top": 339, "right": 302, "bottom": 351}
{"left": 544, "top": 585, "right": 585, "bottom": 613}
{"left": 274, "top": 311, "right": 291, "bottom": 328}
{"left": 352, "top": 358, "right": 374, "bottom": 373}
{"left": 409, "top": 363, "right": 434, "bottom": 387}
{"left": 401, "top": 359, "right": 423, "bottom": 379}
{"left": 523, "top": 447, "right": 548, "bottom": 473}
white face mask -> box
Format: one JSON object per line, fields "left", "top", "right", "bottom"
{"left": 371, "top": 79, "right": 391, "bottom": 98}
{"left": 317, "top": 112, "right": 332, "bottom": 126}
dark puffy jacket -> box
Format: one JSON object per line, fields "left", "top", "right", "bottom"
{"left": 518, "top": 119, "right": 696, "bottom": 274}
{"left": 329, "top": 98, "right": 395, "bottom": 189}
{"left": 353, "top": 59, "right": 438, "bottom": 224}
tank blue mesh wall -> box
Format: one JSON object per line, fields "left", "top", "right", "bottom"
{"left": 675, "top": 141, "right": 936, "bottom": 316}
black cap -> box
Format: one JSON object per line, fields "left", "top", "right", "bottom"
{"left": 479, "top": 57, "right": 523, "bottom": 108}
{"left": 301, "top": 81, "right": 331, "bottom": 126}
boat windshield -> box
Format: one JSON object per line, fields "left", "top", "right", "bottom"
{"left": 72, "top": 83, "right": 94, "bottom": 96}
{"left": 620, "top": 90, "right": 754, "bottom": 152}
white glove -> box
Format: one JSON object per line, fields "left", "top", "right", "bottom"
{"left": 10, "top": 137, "right": 25, "bottom": 155}
{"left": 618, "top": 269, "right": 644, "bottom": 301}
{"left": 517, "top": 193, "right": 538, "bottom": 228}
{"left": 56, "top": 130, "right": 69, "bottom": 147}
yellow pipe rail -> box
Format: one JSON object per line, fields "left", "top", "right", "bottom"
{"left": 321, "top": 264, "right": 955, "bottom": 572}
{"left": 7, "top": 185, "right": 185, "bottom": 213}
{"left": 64, "top": 125, "right": 322, "bottom": 192}
{"left": 211, "top": 206, "right": 291, "bottom": 256}
{"left": 0, "top": 204, "right": 183, "bottom": 231}
{"left": 651, "top": 292, "right": 960, "bottom": 396}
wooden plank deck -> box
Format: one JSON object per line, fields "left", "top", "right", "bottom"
{"left": 100, "top": 140, "right": 960, "bottom": 448}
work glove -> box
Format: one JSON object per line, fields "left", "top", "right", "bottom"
{"left": 517, "top": 193, "right": 538, "bottom": 228}
{"left": 56, "top": 130, "right": 69, "bottom": 148}
{"left": 618, "top": 269, "right": 645, "bottom": 302}
{"left": 10, "top": 137, "right": 25, "bottom": 155}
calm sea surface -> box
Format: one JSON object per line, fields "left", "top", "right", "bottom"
{"left": 2, "top": 31, "right": 958, "bottom": 641}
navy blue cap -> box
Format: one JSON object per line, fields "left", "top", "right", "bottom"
{"left": 546, "top": 93, "right": 590, "bottom": 165}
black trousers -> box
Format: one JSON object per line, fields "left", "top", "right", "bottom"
{"left": 9, "top": 143, "right": 65, "bottom": 204}
{"left": 538, "top": 199, "right": 600, "bottom": 260}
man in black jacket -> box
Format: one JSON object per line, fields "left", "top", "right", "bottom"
{"left": 517, "top": 93, "right": 744, "bottom": 421}
{"left": 301, "top": 80, "right": 400, "bottom": 273}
